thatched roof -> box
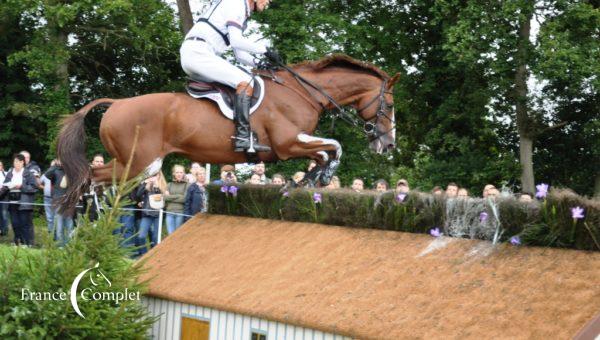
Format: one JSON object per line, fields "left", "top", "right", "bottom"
{"left": 140, "top": 214, "right": 600, "bottom": 339}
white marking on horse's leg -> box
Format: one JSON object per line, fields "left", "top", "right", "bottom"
{"left": 297, "top": 133, "right": 343, "bottom": 160}
{"left": 316, "top": 151, "right": 329, "bottom": 163}
{"left": 143, "top": 157, "right": 163, "bottom": 178}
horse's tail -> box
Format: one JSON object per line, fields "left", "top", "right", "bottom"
{"left": 57, "top": 98, "right": 115, "bottom": 214}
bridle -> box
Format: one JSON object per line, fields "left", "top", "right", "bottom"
{"left": 261, "top": 62, "right": 395, "bottom": 143}
{"left": 355, "top": 79, "right": 396, "bottom": 142}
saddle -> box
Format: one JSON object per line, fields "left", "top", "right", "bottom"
{"left": 185, "top": 76, "right": 265, "bottom": 120}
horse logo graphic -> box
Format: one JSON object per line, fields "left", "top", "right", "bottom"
{"left": 70, "top": 262, "right": 111, "bottom": 318}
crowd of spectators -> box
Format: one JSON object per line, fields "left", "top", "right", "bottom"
{"left": 0, "top": 154, "right": 535, "bottom": 251}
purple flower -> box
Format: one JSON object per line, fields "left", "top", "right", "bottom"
{"left": 510, "top": 236, "right": 521, "bottom": 246}
{"left": 430, "top": 228, "right": 441, "bottom": 237}
{"left": 535, "top": 183, "right": 549, "bottom": 199}
{"left": 313, "top": 192, "right": 322, "bottom": 204}
{"left": 282, "top": 191, "right": 289, "bottom": 198}
{"left": 479, "top": 212, "right": 488, "bottom": 223}
{"left": 228, "top": 186, "right": 238, "bottom": 196}
{"left": 220, "top": 185, "right": 228, "bottom": 193}
{"left": 396, "top": 193, "right": 407, "bottom": 202}
{"left": 571, "top": 206, "right": 585, "bottom": 220}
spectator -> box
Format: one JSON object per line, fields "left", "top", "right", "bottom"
{"left": 351, "top": 178, "right": 364, "bottom": 192}
{"left": 291, "top": 172, "right": 305, "bottom": 186}
{"left": 81, "top": 183, "right": 111, "bottom": 222}
{"left": 487, "top": 188, "right": 500, "bottom": 200}
{"left": 115, "top": 188, "right": 138, "bottom": 253}
{"left": 19, "top": 150, "right": 41, "bottom": 178}
{"left": 43, "top": 159, "right": 74, "bottom": 245}
{"left": 40, "top": 159, "right": 57, "bottom": 238}
{"left": 374, "top": 179, "right": 389, "bottom": 192}
{"left": 325, "top": 176, "right": 341, "bottom": 189}
{"left": 446, "top": 182, "right": 459, "bottom": 198}
{"left": 431, "top": 186, "right": 444, "bottom": 196}
{"left": 457, "top": 188, "right": 469, "bottom": 199}
{"left": 271, "top": 173, "right": 285, "bottom": 186}
{"left": 134, "top": 172, "right": 167, "bottom": 255}
{"left": 0, "top": 161, "right": 7, "bottom": 236}
{"left": 91, "top": 154, "right": 104, "bottom": 167}
{"left": 164, "top": 165, "right": 189, "bottom": 235}
{"left": 248, "top": 173, "right": 262, "bottom": 185}
{"left": 184, "top": 166, "right": 207, "bottom": 220}
{"left": 252, "top": 162, "right": 271, "bottom": 184}
{"left": 1, "top": 154, "right": 38, "bottom": 246}
{"left": 518, "top": 192, "right": 533, "bottom": 203}
{"left": 185, "top": 162, "right": 202, "bottom": 183}
{"left": 482, "top": 184, "right": 496, "bottom": 198}
{"left": 395, "top": 179, "right": 410, "bottom": 194}
{"left": 212, "top": 164, "right": 236, "bottom": 185}
{"left": 307, "top": 160, "right": 317, "bottom": 172}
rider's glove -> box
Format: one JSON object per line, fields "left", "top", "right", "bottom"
{"left": 264, "top": 48, "right": 283, "bottom": 65}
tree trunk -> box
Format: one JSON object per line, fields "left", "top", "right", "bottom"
{"left": 514, "top": 8, "right": 534, "bottom": 194}
{"left": 595, "top": 173, "right": 600, "bottom": 198}
{"left": 177, "top": 0, "right": 194, "bottom": 35}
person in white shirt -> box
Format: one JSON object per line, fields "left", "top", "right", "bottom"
{"left": 2, "top": 154, "right": 38, "bottom": 246}
{"left": 180, "top": 0, "right": 280, "bottom": 153}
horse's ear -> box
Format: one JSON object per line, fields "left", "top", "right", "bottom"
{"left": 387, "top": 72, "right": 401, "bottom": 89}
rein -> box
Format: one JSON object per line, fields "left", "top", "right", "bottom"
{"left": 258, "top": 60, "right": 395, "bottom": 142}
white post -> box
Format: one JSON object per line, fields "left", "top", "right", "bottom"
{"left": 205, "top": 163, "right": 211, "bottom": 184}
{"left": 157, "top": 209, "right": 164, "bottom": 244}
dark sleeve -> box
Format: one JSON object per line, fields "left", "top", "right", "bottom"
{"left": 43, "top": 167, "right": 56, "bottom": 182}
{"left": 183, "top": 186, "right": 192, "bottom": 217}
{"left": 133, "top": 184, "right": 146, "bottom": 202}
{"left": 21, "top": 172, "right": 39, "bottom": 193}
{"left": 3, "top": 172, "right": 11, "bottom": 185}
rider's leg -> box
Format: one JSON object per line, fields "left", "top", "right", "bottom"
{"left": 181, "top": 43, "right": 270, "bottom": 152}
{"left": 233, "top": 81, "right": 270, "bottom": 153}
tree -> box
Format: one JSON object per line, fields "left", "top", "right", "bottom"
{"left": 6, "top": 0, "right": 183, "bottom": 162}
{"left": 176, "top": 0, "right": 194, "bottom": 35}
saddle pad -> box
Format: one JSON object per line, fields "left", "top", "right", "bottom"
{"left": 186, "top": 76, "right": 265, "bottom": 120}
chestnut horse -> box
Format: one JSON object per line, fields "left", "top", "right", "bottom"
{"left": 57, "top": 54, "right": 399, "bottom": 210}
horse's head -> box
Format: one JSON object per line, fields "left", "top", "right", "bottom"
{"left": 355, "top": 72, "right": 400, "bottom": 154}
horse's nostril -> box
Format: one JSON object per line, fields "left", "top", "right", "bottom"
{"left": 388, "top": 144, "right": 395, "bottom": 150}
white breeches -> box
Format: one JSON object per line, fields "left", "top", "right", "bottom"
{"left": 180, "top": 40, "right": 253, "bottom": 89}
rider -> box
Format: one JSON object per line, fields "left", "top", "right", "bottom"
{"left": 180, "top": 0, "right": 280, "bottom": 153}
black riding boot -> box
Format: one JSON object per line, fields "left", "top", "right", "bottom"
{"left": 233, "top": 93, "right": 271, "bottom": 153}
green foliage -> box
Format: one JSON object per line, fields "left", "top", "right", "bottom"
{"left": 207, "top": 185, "right": 600, "bottom": 251}
{"left": 1, "top": 0, "right": 182, "bottom": 164}
{"left": 0, "top": 176, "right": 155, "bottom": 338}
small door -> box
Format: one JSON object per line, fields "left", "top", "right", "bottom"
{"left": 181, "top": 316, "right": 210, "bottom": 340}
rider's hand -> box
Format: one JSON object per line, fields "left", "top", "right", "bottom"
{"left": 264, "top": 48, "right": 282, "bottom": 65}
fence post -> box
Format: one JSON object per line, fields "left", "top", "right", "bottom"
{"left": 157, "top": 209, "right": 164, "bottom": 244}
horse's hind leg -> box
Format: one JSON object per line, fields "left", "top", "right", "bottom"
{"left": 92, "top": 160, "right": 125, "bottom": 184}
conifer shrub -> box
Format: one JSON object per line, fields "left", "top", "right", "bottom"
{"left": 0, "top": 177, "right": 155, "bottom": 338}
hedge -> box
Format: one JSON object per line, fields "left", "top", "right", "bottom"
{"left": 207, "top": 184, "right": 600, "bottom": 251}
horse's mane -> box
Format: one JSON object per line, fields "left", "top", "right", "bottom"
{"left": 293, "top": 54, "right": 389, "bottom": 79}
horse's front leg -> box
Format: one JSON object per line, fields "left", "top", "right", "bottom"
{"left": 292, "top": 133, "right": 342, "bottom": 186}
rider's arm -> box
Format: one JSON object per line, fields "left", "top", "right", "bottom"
{"left": 227, "top": 26, "right": 267, "bottom": 54}
{"left": 234, "top": 48, "right": 257, "bottom": 67}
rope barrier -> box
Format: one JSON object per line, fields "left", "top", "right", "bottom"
{"left": 0, "top": 201, "right": 199, "bottom": 245}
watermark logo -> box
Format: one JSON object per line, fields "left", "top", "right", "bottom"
{"left": 21, "top": 262, "right": 140, "bottom": 318}
{"left": 70, "top": 262, "right": 110, "bottom": 318}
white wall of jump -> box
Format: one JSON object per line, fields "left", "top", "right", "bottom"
{"left": 142, "top": 296, "right": 350, "bottom": 340}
